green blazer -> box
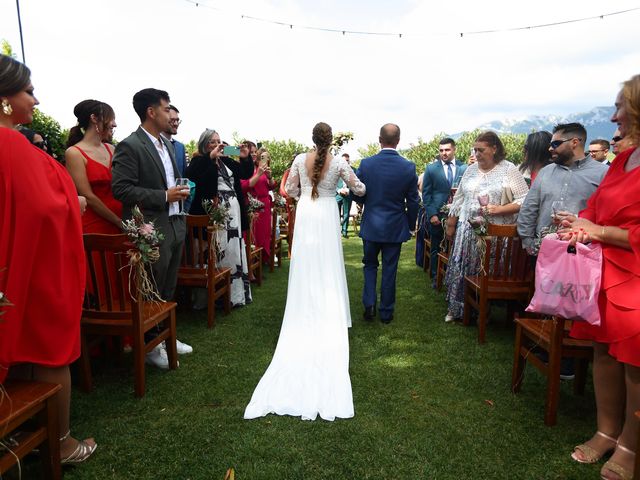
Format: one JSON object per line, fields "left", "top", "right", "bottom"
{"left": 112, "top": 126, "right": 181, "bottom": 229}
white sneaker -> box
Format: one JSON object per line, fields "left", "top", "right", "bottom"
{"left": 176, "top": 339, "right": 193, "bottom": 354}
{"left": 444, "top": 314, "right": 455, "bottom": 323}
{"left": 145, "top": 345, "right": 170, "bottom": 369}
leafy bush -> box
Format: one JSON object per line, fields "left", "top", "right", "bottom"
{"left": 359, "top": 130, "right": 526, "bottom": 174}
{"left": 259, "top": 138, "right": 308, "bottom": 181}
{"left": 26, "top": 109, "right": 68, "bottom": 160}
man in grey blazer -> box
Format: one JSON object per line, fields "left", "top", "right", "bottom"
{"left": 112, "top": 88, "right": 192, "bottom": 368}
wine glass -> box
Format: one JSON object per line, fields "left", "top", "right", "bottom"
{"left": 551, "top": 199, "right": 566, "bottom": 220}
{"left": 477, "top": 191, "right": 489, "bottom": 207}
{"left": 176, "top": 178, "right": 190, "bottom": 215}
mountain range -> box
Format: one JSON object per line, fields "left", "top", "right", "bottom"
{"left": 475, "top": 106, "right": 617, "bottom": 142}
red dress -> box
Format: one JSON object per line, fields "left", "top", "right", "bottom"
{"left": 73, "top": 145, "right": 122, "bottom": 233}
{"left": 241, "top": 169, "right": 274, "bottom": 260}
{"left": 0, "top": 128, "right": 85, "bottom": 382}
{"left": 571, "top": 147, "right": 640, "bottom": 367}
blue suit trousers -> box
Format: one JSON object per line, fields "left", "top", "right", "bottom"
{"left": 362, "top": 240, "right": 402, "bottom": 320}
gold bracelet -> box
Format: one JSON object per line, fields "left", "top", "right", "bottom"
{"left": 601, "top": 225, "right": 606, "bottom": 240}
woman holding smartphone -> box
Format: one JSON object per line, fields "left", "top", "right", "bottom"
{"left": 186, "top": 129, "right": 254, "bottom": 306}
{"left": 241, "top": 146, "right": 277, "bottom": 263}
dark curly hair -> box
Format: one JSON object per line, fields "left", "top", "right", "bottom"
{"left": 66, "top": 99, "right": 115, "bottom": 147}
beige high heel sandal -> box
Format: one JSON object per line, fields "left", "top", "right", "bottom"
{"left": 571, "top": 431, "right": 617, "bottom": 464}
{"left": 600, "top": 444, "right": 635, "bottom": 480}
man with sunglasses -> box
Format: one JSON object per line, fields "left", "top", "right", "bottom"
{"left": 518, "top": 123, "right": 608, "bottom": 256}
{"left": 611, "top": 129, "right": 623, "bottom": 155}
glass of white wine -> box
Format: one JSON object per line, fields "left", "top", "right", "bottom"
{"left": 176, "top": 178, "right": 190, "bottom": 215}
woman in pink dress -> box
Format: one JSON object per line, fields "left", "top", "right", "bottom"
{"left": 241, "top": 147, "right": 277, "bottom": 262}
{"left": 65, "top": 99, "right": 122, "bottom": 233}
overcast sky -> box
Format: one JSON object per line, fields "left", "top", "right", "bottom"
{"left": 2, "top": 0, "right": 639, "bottom": 155}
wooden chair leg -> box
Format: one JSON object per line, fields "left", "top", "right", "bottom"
{"left": 256, "top": 260, "right": 263, "bottom": 287}
{"left": 435, "top": 258, "right": 443, "bottom": 291}
{"left": 462, "top": 290, "right": 471, "bottom": 326}
{"left": 79, "top": 334, "right": 93, "bottom": 393}
{"left": 511, "top": 323, "right": 526, "bottom": 393}
{"left": 134, "top": 330, "right": 146, "bottom": 398}
{"left": 544, "top": 318, "right": 564, "bottom": 426}
{"left": 478, "top": 298, "right": 488, "bottom": 344}
{"left": 40, "top": 390, "right": 61, "bottom": 480}
{"left": 207, "top": 283, "right": 216, "bottom": 329}
{"left": 573, "top": 358, "right": 589, "bottom": 395}
{"left": 224, "top": 275, "right": 231, "bottom": 314}
{"left": 166, "top": 310, "right": 178, "bottom": 371}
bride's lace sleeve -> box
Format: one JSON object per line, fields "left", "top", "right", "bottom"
{"left": 285, "top": 155, "right": 302, "bottom": 198}
{"left": 338, "top": 157, "right": 366, "bottom": 197}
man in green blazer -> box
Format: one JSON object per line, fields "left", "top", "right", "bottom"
{"left": 112, "top": 88, "right": 192, "bottom": 368}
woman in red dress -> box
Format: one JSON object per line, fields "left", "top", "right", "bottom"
{"left": 241, "top": 146, "right": 277, "bottom": 262}
{"left": 560, "top": 74, "right": 640, "bottom": 480}
{"left": 65, "top": 99, "right": 122, "bottom": 233}
{"left": 0, "top": 55, "right": 96, "bottom": 463}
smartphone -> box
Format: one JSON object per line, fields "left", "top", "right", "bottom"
{"left": 223, "top": 145, "right": 240, "bottom": 156}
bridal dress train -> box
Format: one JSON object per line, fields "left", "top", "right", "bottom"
{"left": 244, "top": 153, "right": 366, "bottom": 421}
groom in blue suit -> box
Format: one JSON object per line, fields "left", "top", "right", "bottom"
{"left": 421, "top": 137, "right": 467, "bottom": 285}
{"left": 354, "top": 124, "right": 420, "bottom": 323}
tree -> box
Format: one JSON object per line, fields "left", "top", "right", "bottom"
{"left": 1, "top": 39, "right": 16, "bottom": 58}
{"left": 259, "top": 138, "right": 308, "bottom": 181}
{"left": 27, "top": 109, "right": 68, "bottom": 160}
{"left": 331, "top": 131, "right": 354, "bottom": 155}
{"left": 184, "top": 139, "right": 197, "bottom": 158}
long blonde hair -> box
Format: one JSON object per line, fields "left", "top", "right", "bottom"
{"left": 310, "top": 122, "right": 333, "bottom": 199}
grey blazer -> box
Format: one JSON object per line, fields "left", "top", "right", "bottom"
{"left": 112, "top": 126, "right": 181, "bottom": 228}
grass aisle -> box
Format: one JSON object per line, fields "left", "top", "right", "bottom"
{"left": 65, "top": 237, "right": 599, "bottom": 480}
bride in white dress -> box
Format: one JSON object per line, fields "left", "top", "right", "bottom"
{"left": 244, "top": 122, "right": 366, "bottom": 421}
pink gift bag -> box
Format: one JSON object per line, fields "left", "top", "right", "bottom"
{"left": 526, "top": 234, "right": 602, "bottom": 325}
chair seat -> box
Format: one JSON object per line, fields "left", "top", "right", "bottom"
{"left": 512, "top": 314, "right": 593, "bottom": 426}
{"left": 0, "top": 380, "right": 61, "bottom": 478}
{"left": 178, "top": 266, "right": 231, "bottom": 285}
{"left": 515, "top": 316, "right": 593, "bottom": 351}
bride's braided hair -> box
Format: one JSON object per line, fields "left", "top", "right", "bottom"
{"left": 311, "top": 122, "right": 333, "bottom": 199}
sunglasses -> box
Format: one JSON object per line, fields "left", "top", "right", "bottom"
{"left": 612, "top": 136, "right": 623, "bottom": 142}
{"left": 549, "top": 137, "right": 581, "bottom": 149}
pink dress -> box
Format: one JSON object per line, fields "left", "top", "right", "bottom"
{"left": 241, "top": 169, "right": 274, "bottom": 261}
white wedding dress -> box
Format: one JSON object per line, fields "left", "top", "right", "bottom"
{"left": 244, "top": 153, "right": 366, "bottom": 421}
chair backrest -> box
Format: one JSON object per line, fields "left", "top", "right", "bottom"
{"left": 181, "top": 215, "right": 210, "bottom": 269}
{"left": 83, "top": 233, "right": 141, "bottom": 317}
{"left": 481, "top": 224, "right": 532, "bottom": 282}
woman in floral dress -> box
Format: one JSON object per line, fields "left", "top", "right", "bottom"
{"left": 443, "top": 131, "right": 529, "bottom": 322}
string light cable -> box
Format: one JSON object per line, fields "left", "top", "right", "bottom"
{"left": 183, "top": 1, "right": 640, "bottom": 39}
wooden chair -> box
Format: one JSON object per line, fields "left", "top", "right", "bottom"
{"left": 269, "top": 207, "right": 283, "bottom": 272}
{"left": 0, "top": 380, "right": 61, "bottom": 479}
{"left": 435, "top": 236, "right": 453, "bottom": 291}
{"left": 247, "top": 215, "right": 263, "bottom": 286}
{"left": 178, "top": 215, "right": 232, "bottom": 328}
{"left": 79, "top": 233, "right": 178, "bottom": 398}
{"left": 511, "top": 314, "right": 593, "bottom": 426}
{"left": 422, "top": 235, "right": 432, "bottom": 274}
{"left": 463, "top": 224, "right": 534, "bottom": 343}
{"left": 349, "top": 203, "right": 363, "bottom": 235}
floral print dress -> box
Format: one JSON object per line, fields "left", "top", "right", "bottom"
{"left": 444, "top": 161, "right": 529, "bottom": 318}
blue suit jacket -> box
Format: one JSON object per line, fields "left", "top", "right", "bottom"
{"left": 354, "top": 149, "right": 420, "bottom": 243}
{"left": 422, "top": 159, "right": 467, "bottom": 219}
{"left": 171, "top": 139, "right": 187, "bottom": 176}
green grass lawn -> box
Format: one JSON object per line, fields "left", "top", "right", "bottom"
{"left": 57, "top": 235, "right": 600, "bottom": 479}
